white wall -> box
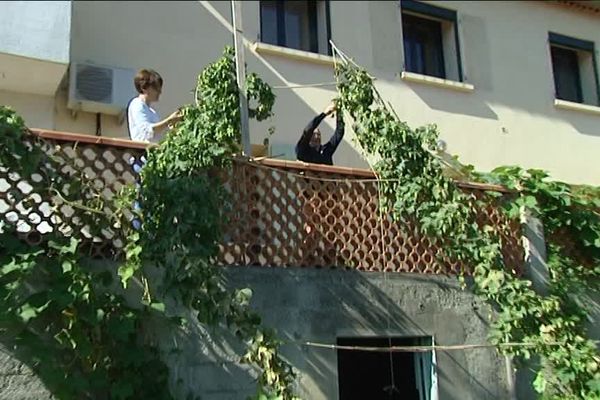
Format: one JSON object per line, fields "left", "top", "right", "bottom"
{"left": 0, "top": 1, "right": 70, "bottom": 63}
{"left": 357, "top": 1, "right": 600, "bottom": 185}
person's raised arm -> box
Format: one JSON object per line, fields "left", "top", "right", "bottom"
{"left": 325, "top": 112, "right": 345, "bottom": 153}
{"left": 296, "top": 102, "right": 337, "bottom": 150}
{"left": 151, "top": 110, "right": 182, "bottom": 135}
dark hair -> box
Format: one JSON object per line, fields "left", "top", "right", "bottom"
{"left": 133, "top": 69, "right": 163, "bottom": 94}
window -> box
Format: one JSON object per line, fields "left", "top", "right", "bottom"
{"left": 400, "top": 0, "right": 463, "bottom": 82}
{"left": 549, "top": 32, "right": 600, "bottom": 105}
{"left": 260, "top": 1, "right": 331, "bottom": 55}
{"left": 337, "top": 336, "right": 438, "bottom": 400}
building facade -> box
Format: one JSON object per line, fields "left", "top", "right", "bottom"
{"left": 0, "top": 0, "right": 599, "bottom": 184}
{"left": 1, "top": 2, "right": 599, "bottom": 399}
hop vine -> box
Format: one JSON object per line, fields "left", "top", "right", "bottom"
{"left": 333, "top": 51, "right": 600, "bottom": 399}
{"left": 0, "top": 46, "right": 297, "bottom": 400}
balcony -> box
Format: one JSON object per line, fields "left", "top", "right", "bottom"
{"left": 0, "top": 129, "right": 524, "bottom": 275}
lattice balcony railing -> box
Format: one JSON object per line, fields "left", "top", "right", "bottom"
{"left": 0, "top": 129, "right": 524, "bottom": 275}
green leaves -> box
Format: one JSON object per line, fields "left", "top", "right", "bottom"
{"left": 18, "top": 302, "right": 41, "bottom": 323}
{"left": 1, "top": 106, "right": 173, "bottom": 399}
{"left": 120, "top": 46, "right": 295, "bottom": 399}
{"left": 534, "top": 372, "right": 547, "bottom": 393}
{"left": 478, "top": 269, "right": 505, "bottom": 295}
{"left": 334, "top": 54, "right": 600, "bottom": 400}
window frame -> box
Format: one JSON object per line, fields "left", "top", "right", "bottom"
{"left": 548, "top": 32, "right": 600, "bottom": 106}
{"left": 259, "top": 0, "right": 332, "bottom": 56}
{"left": 550, "top": 45, "right": 583, "bottom": 103}
{"left": 402, "top": 12, "right": 446, "bottom": 79}
{"left": 336, "top": 335, "right": 439, "bottom": 400}
{"left": 400, "top": 0, "right": 463, "bottom": 82}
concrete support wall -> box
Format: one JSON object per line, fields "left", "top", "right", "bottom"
{"left": 0, "top": 267, "right": 516, "bottom": 400}
{"left": 0, "top": 346, "right": 52, "bottom": 400}
{"left": 155, "top": 268, "right": 513, "bottom": 400}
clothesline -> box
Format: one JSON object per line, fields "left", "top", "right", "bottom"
{"left": 272, "top": 82, "right": 338, "bottom": 89}
{"left": 295, "top": 340, "right": 600, "bottom": 353}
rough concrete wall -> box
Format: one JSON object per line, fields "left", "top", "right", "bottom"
{"left": 0, "top": 346, "right": 52, "bottom": 400}
{"left": 151, "top": 267, "right": 513, "bottom": 400}
{"left": 0, "top": 266, "right": 518, "bottom": 400}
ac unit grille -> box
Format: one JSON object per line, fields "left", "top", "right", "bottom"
{"left": 75, "top": 64, "right": 113, "bottom": 103}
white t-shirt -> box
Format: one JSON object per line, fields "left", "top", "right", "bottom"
{"left": 127, "top": 97, "right": 160, "bottom": 143}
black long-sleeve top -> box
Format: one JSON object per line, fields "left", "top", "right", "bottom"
{"left": 295, "top": 112, "right": 345, "bottom": 165}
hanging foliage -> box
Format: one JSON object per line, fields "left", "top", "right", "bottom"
{"left": 0, "top": 46, "right": 297, "bottom": 400}
{"left": 332, "top": 47, "right": 600, "bottom": 400}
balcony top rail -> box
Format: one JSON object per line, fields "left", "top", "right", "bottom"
{"left": 0, "top": 129, "right": 524, "bottom": 275}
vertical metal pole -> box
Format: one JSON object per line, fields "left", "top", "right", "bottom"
{"left": 231, "top": 0, "right": 251, "bottom": 157}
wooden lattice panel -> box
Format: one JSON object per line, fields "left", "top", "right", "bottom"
{"left": 217, "top": 161, "right": 524, "bottom": 275}
{"left": 0, "top": 133, "right": 144, "bottom": 258}
{"left": 1, "top": 131, "right": 524, "bottom": 275}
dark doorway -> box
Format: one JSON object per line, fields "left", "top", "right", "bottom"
{"left": 337, "top": 336, "right": 434, "bottom": 400}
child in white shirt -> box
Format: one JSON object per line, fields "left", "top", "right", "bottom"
{"left": 127, "top": 68, "right": 181, "bottom": 143}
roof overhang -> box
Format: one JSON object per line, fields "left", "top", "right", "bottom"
{"left": 554, "top": 0, "right": 600, "bottom": 15}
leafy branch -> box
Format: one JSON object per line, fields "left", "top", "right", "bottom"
{"left": 332, "top": 47, "right": 600, "bottom": 399}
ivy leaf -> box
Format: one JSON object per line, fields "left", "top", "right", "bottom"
{"left": 1, "top": 259, "right": 20, "bottom": 275}
{"left": 522, "top": 195, "right": 538, "bottom": 210}
{"left": 478, "top": 270, "right": 505, "bottom": 294}
{"left": 96, "top": 308, "right": 105, "bottom": 322}
{"left": 61, "top": 260, "right": 73, "bottom": 273}
{"left": 149, "top": 302, "right": 166, "bottom": 313}
{"left": 533, "top": 373, "right": 546, "bottom": 393}
{"left": 118, "top": 264, "right": 135, "bottom": 288}
{"left": 18, "top": 303, "right": 38, "bottom": 323}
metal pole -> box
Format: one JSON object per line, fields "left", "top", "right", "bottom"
{"left": 231, "top": 0, "right": 251, "bottom": 157}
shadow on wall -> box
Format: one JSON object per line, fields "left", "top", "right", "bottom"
{"left": 195, "top": 0, "right": 367, "bottom": 170}
{"left": 246, "top": 50, "right": 367, "bottom": 168}
{"left": 398, "top": 14, "right": 498, "bottom": 121}
{"left": 0, "top": 260, "right": 517, "bottom": 400}
{"left": 213, "top": 268, "right": 513, "bottom": 400}
{"left": 405, "top": 81, "right": 499, "bottom": 121}
{"left": 399, "top": 12, "right": 599, "bottom": 139}
{"left": 459, "top": 13, "right": 599, "bottom": 138}
{"left": 553, "top": 108, "right": 600, "bottom": 137}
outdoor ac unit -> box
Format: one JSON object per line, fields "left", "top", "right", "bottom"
{"left": 67, "top": 62, "right": 136, "bottom": 116}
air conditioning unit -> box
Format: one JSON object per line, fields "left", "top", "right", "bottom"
{"left": 67, "top": 62, "right": 136, "bottom": 116}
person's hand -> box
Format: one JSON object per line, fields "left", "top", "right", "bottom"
{"left": 324, "top": 100, "right": 337, "bottom": 116}
{"left": 169, "top": 110, "right": 183, "bottom": 123}
{"left": 168, "top": 109, "right": 183, "bottom": 124}
{"left": 166, "top": 109, "right": 183, "bottom": 132}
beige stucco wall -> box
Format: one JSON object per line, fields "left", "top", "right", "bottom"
{"left": 0, "top": 90, "right": 55, "bottom": 129}
{"left": 1, "top": 1, "right": 598, "bottom": 184}
{"left": 383, "top": 0, "right": 600, "bottom": 186}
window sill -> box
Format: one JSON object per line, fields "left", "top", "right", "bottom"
{"left": 400, "top": 71, "right": 475, "bottom": 93}
{"left": 252, "top": 42, "right": 335, "bottom": 66}
{"left": 554, "top": 99, "right": 600, "bottom": 116}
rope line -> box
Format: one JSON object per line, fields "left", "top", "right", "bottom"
{"left": 272, "top": 82, "right": 338, "bottom": 89}
{"left": 299, "top": 340, "right": 599, "bottom": 353}
{"left": 331, "top": 40, "right": 400, "bottom": 395}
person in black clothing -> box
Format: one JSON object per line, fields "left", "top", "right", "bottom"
{"left": 295, "top": 101, "right": 345, "bottom": 265}
{"left": 295, "top": 101, "right": 345, "bottom": 165}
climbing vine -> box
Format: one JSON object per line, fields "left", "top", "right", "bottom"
{"left": 0, "top": 46, "right": 297, "bottom": 400}
{"left": 122, "top": 45, "right": 297, "bottom": 399}
{"left": 332, "top": 49, "right": 600, "bottom": 399}
{"left": 2, "top": 40, "right": 599, "bottom": 400}
{"left": 0, "top": 107, "right": 172, "bottom": 399}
